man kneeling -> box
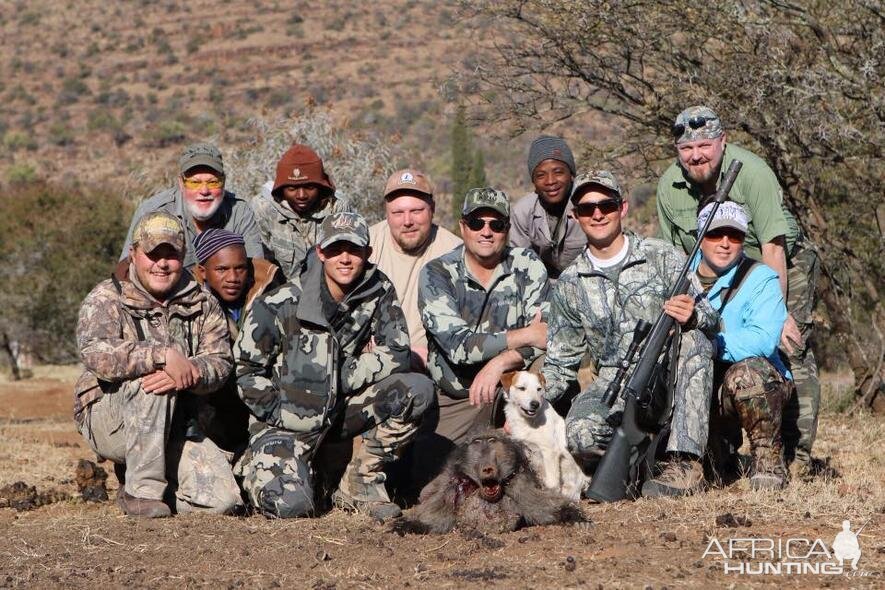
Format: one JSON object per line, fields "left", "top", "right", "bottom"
{"left": 234, "top": 212, "right": 434, "bottom": 520}
{"left": 74, "top": 212, "right": 241, "bottom": 517}
{"left": 693, "top": 202, "right": 791, "bottom": 489}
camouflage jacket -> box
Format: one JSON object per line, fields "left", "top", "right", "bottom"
{"left": 73, "top": 270, "right": 233, "bottom": 422}
{"left": 234, "top": 259, "right": 411, "bottom": 442}
{"left": 543, "top": 232, "right": 717, "bottom": 402}
{"left": 251, "top": 193, "right": 353, "bottom": 280}
{"left": 419, "top": 245, "right": 550, "bottom": 399}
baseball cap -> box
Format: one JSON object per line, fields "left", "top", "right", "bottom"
{"left": 132, "top": 211, "right": 185, "bottom": 254}
{"left": 179, "top": 142, "right": 225, "bottom": 176}
{"left": 672, "top": 106, "right": 723, "bottom": 144}
{"left": 697, "top": 201, "right": 749, "bottom": 234}
{"left": 571, "top": 170, "right": 623, "bottom": 202}
{"left": 383, "top": 169, "right": 434, "bottom": 199}
{"left": 461, "top": 187, "right": 510, "bottom": 218}
{"left": 318, "top": 212, "right": 370, "bottom": 249}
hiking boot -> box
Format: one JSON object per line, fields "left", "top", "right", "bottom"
{"left": 749, "top": 444, "right": 787, "bottom": 490}
{"left": 641, "top": 456, "right": 705, "bottom": 498}
{"left": 331, "top": 489, "right": 402, "bottom": 522}
{"left": 117, "top": 489, "right": 171, "bottom": 518}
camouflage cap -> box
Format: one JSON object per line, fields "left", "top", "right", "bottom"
{"left": 383, "top": 169, "right": 434, "bottom": 200}
{"left": 132, "top": 211, "right": 186, "bottom": 254}
{"left": 179, "top": 142, "right": 224, "bottom": 176}
{"left": 698, "top": 201, "right": 749, "bottom": 234}
{"left": 461, "top": 187, "right": 510, "bottom": 218}
{"left": 673, "top": 106, "right": 723, "bottom": 144}
{"left": 571, "top": 170, "right": 623, "bottom": 202}
{"left": 318, "top": 211, "right": 370, "bottom": 249}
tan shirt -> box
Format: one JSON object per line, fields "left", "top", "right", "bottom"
{"left": 369, "top": 220, "right": 461, "bottom": 349}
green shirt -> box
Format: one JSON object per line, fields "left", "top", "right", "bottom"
{"left": 656, "top": 143, "right": 800, "bottom": 261}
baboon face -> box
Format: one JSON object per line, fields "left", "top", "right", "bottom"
{"left": 459, "top": 433, "right": 522, "bottom": 503}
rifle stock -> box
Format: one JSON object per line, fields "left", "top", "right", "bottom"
{"left": 585, "top": 160, "right": 743, "bottom": 503}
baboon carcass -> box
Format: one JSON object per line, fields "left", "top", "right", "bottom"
{"left": 393, "top": 430, "right": 582, "bottom": 534}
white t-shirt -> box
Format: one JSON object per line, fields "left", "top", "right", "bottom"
{"left": 587, "top": 235, "right": 630, "bottom": 269}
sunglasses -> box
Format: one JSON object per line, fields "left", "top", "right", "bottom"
{"left": 574, "top": 198, "right": 622, "bottom": 217}
{"left": 672, "top": 116, "right": 715, "bottom": 138}
{"left": 703, "top": 228, "right": 745, "bottom": 244}
{"left": 182, "top": 177, "right": 224, "bottom": 190}
{"left": 463, "top": 216, "right": 509, "bottom": 233}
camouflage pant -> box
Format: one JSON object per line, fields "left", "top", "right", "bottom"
{"left": 236, "top": 372, "right": 434, "bottom": 518}
{"left": 708, "top": 358, "right": 791, "bottom": 472}
{"left": 780, "top": 244, "right": 821, "bottom": 464}
{"left": 565, "top": 328, "right": 713, "bottom": 458}
{"left": 78, "top": 380, "right": 242, "bottom": 514}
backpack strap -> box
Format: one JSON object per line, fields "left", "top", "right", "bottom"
{"left": 719, "top": 257, "right": 760, "bottom": 310}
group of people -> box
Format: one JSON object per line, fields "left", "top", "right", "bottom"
{"left": 73, "top": 105, "right": 820, "bottom": 519}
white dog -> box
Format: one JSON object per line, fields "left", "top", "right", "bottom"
{"left": 501, "top": 371, "right": 590, "bottom": 502}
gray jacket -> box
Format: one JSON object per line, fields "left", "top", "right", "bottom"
{"left": 120, "top": 186, "right": 263, "bottom": 268}
{"left": 509, "top": 192, "right": 587, "bottom": 279}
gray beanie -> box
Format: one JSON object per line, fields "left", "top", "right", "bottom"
{"left": 527, "top": 136, "right": 576, "bottom": 177}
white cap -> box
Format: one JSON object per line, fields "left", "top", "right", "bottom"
{"left": 698, "top": 201, "right": 749, "bottom": 234}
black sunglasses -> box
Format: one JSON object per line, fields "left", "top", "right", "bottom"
{"left": 672, "top": 116, "right": 714, "bottom": 138}
{"left": 703, "top": 227, "right": 745, "bottom": 244}
{"left": 463, "top": 216, "right": 509, "bottom": 233}
{"left": 574, "top": 198, "right": 622, "bottom": 217}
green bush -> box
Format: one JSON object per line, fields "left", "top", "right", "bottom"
{"left": 0, "top": 181, "right": 131, "bottom": 362}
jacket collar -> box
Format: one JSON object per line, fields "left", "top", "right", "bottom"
{"left": 574, "top": 230, "right": 646, "bottom": 278}
{"left": 527, "top": 194, "right": 577, "bottom": 241}
{"left": 294, "top": 255, "right": 382, "bottom": 327}
{"left": 454, "top": 244, "right": 515, "bottom": 290}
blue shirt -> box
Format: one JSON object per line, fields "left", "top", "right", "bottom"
{"left": 692, "top": 254, "right": 791, "bottom": 379}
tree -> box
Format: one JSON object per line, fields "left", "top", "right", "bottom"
{"left": 451, "top": 104, "right": 473, "bottom": 217}
{"left": 462, "top": 0, "right": 884, "bottom": 410}
{"left": 451, "top": 104, "right": 489, "bottom": 219}
{"left": 0, "top": 181, "right": 131, "bottom": 370}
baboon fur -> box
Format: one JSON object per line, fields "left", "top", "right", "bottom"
{"left": 392, "top": 429, "right": 583, "bottom": 535}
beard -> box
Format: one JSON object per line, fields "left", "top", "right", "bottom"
{"left": 185, "top": 196, "right": 223, "bottom": 221}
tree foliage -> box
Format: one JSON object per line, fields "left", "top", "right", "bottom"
{"left": 451, "top": 104, "right": 489, "bottom": 219}
{"left": 225, "top": 103, "right": 397, "bottom": 224}
{"left": 462, "top": 0, "right": 884, "bottom": 408}
{"left": 0, "top": 181, "right": 131, "bottom": 364}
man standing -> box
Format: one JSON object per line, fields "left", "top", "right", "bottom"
{"left": 75, "top": 212, "right": 241, "bottom": 517}
{"left": 510, "top": 136, "right": 587, "bottom": 279}
{"left": 119, "top": 143, "right": 263, "bottom": 270}
{"left": 234, "top": 212, "right": 434, "bottom": 520}
{"left": 419, "top": 188, "right": 549, "bottom": 453}
{"left": 543, "top": 171, "right": 716, "bottom": 497}
{"left": 191, "top": 228, "right": 284, "bottom": 454}
{"left": 692, "top": 202, "right": 791, "bottom": 490}
{"left": 656, "top": 106, "right": 820, "bottom": 474}
{"left": 369, "top": 169, "right": 461, "bottom": 371}
{"left": 251, "top": 143, "right": 352, "bottom": 280}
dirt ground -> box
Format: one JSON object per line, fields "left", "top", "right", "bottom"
{"left": 0, "top": 367, "right": 882, "bottom": 589}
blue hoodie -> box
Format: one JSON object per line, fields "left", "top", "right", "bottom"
{"left": 692, "top": 254, "right": 791, "bottom": 379}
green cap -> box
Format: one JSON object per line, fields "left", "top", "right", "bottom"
{"left": 571, "top": 170, "right": 623, "bottom": 202}
{"left": 179, "top": 142, "right": 224, "bottom": 176}
{"left": 461, "top": 187, "right": 510, "bottom": 218}
{"left": 318, "top": 212, "right": 370, "bottom": 249}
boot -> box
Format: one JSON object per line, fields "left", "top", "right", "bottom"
{"left": 331, "top": 489, "right": 401, "bottom": 522}
{"left": 748, "top": 441, "right": 787, "bottom": 490}
{"left": 117, "top": 489, "right": 171, "bottom": 518}
{"left": 641, "top": 454, "right": 705, "bottom": 497}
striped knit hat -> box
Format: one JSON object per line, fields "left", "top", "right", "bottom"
{"left": 193, "top": 228, "right": 246, "bottom": 264}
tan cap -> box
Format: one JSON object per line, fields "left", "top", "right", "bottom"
{"left": 383, "top": 169, "right": 434, "bottom": 199}
{"left": 132, "top": 211, "right": 185, "bottom": 254}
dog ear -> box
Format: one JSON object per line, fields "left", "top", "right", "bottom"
{"left": 536, "top": 372, "right": 546, "bottom": 390}
{"left": 499, "top": 371, "right": 516, "bottom": 392}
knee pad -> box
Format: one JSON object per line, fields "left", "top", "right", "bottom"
{"left": 257, "top": 476, "right": 315, "bottom": 518}
{"left": 566, "top": 415, "right": 613, "bottom": 456}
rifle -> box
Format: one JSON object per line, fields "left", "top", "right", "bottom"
{"left": 586, "top": 160, "right": 743, "bottom": 502}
